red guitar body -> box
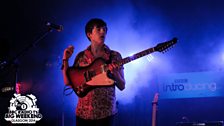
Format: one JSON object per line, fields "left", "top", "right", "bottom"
{"left": 67, "top": 58, "right": 114, "bottom": 97}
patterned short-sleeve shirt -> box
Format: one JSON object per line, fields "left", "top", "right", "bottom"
{"left": 73, "top": 44, "right": 123, "bottom": 120}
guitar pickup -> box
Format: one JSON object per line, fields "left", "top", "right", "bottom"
{"left": 101, "top": 64, "right": 108, "bottom": 73}
{"left": 84, "top": 70, "right": 96, "bottom": 82}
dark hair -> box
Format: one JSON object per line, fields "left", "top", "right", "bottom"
{"left": 85, "top": 18, "right": 107, "bottom": 41}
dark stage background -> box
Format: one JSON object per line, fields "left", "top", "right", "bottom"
{"left": 1, "top": 0, "right": 224, "bottom": 126}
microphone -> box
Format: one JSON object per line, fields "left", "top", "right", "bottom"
{"left": 46, "top": 22, "right": 63, "bottom": 32}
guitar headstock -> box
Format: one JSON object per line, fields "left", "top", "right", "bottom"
{"left": 155, "top": 37, "right": 178, "bottom": 53}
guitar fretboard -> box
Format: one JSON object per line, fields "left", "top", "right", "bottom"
{"left": 118, "top": 47, "right": 155, "bottom": 66}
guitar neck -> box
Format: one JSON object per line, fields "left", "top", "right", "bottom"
{"left": 118, "top": 47, "right": 155, "bottom": 66}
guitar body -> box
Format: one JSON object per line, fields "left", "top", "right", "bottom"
{"left": 67, "top": 58, "right": 114, "bottom": 97}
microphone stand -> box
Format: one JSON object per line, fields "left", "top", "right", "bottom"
{"left": 0, "top": 28, "right": 54, "bottom": 71}
{"left": 0, "top": 27, "right": 56, "bottom": 98}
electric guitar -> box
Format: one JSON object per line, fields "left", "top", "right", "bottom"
{"left": 67, "top": 38, "right": 178, "bottom": 97}
{"left": 152, "top": 93, "right": 159, "bottom": 126}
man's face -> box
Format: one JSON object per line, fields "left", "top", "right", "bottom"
{"left": 88, "top": 25, "right": 107, "bottom": 45}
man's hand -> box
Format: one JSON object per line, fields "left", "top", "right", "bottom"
{"left": 108, "top": 62, "right": 120, "bottom": 74}
{"left": 108, "top": 62, "right": 125, "bottom": 90}
{"left": 63, "top": 45, "right": 74, "bottom": 60}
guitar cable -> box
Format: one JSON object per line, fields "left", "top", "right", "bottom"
{"left": 62, "top": 85, "right": 74, "bottom": 126}
{"left": 63, "top": 85, "right": 73, "bottom": 96}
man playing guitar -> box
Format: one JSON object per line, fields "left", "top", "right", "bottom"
{"left": 61, "top": 18, "right": 125, "bottom": 126}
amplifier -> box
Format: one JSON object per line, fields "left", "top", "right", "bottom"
{"left": 176, "top": 121, "right": 223, "bottom": 126}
